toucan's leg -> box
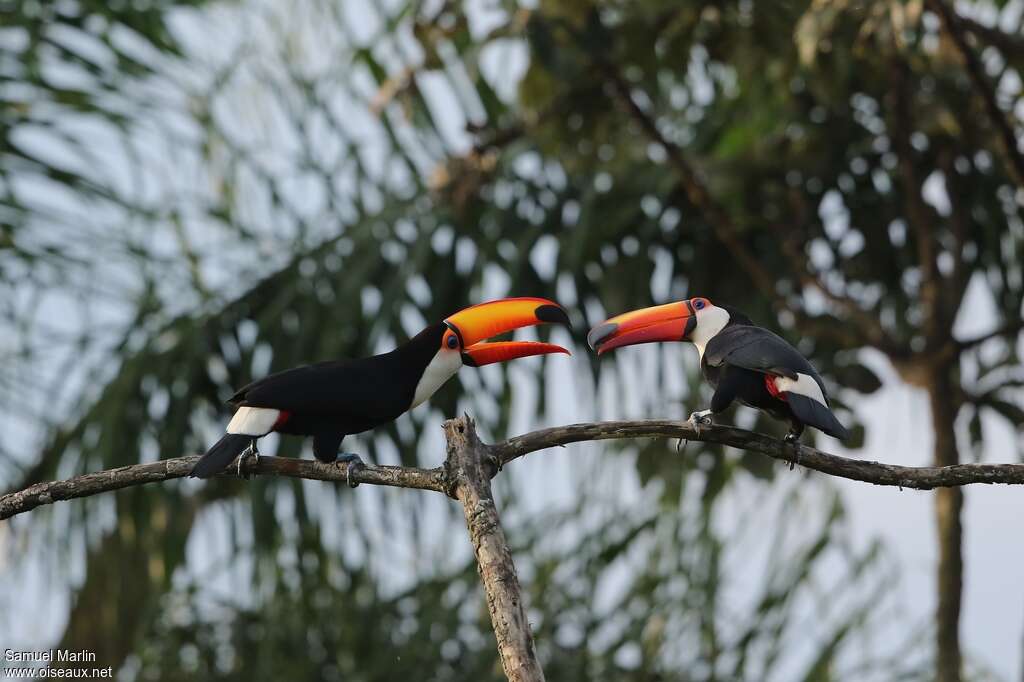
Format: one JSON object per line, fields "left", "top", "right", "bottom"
{"left": 237, "top": 439, "right": 260, "bottom": 479}
{"left": 313, "top": 432, "right": 364, "bottom": 488}
{"left": 784, "top": 422, "right": 804, "bottom": 470}
{"left": 686, "top": 371, "right": 739, "bottom": 437}
{"left": 335, "top": 453, "right": 365, "bottom": 488}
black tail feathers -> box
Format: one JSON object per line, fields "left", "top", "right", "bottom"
{"left": 190, "top": 434, "right": 252, "bottom": 478}
{"left": 787, "top": 394, "right": 850, "bottom": 441}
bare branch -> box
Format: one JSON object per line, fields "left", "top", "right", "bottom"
{"left": 487, "top": 420, "right": 1024, "bottom": 490}
{"left": 7, "top": 419, "right": 1024, "bottom": 521}
{"left": 0, "top": 455, "right": 444, "bottom": 520}
{"left": 444, "top": 416, "right": 544, "bottom": 682}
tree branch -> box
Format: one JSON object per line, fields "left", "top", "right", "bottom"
{"left": 0, "top": 455, "right": 444, "bottom": 520}
{"left": 955, "top": 12, "right": 1024, "bottom": 62}
{"left": 488, "top": 420, "right": 1024, "bottom": 489}
{"left": 443, "top": 416, "right": 544, "bottom": 682}
{"left": 7, "top": 420, "right": 1024, "bottom": 521}
{"left": 956, "top": 319, "right": 1024, "bottom": 352}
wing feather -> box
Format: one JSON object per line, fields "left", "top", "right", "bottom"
{"left": 704, "top": 325, "right": 826, "bottom": 398}
{"left": 228, "top": 356, "right": 408, "bottom": 421}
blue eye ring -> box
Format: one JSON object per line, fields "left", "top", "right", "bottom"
{"left": 447, "top": 335, "right": 459, "bottom": 349}
{"left": 694, "top": 299, "right": 705, "bottom": 310}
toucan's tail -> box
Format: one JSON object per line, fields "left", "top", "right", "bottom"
{"left": 190, "top": 434, "right": 251, "bottom": 478}
{"left": 787, "top": 394, "right": 851, "bottom": 441}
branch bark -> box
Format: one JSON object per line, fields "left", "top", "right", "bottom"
{"left": 0, "top": 454, "right": 444, "bottom": 519}
{"left": 442, "top": 416, "right": 544, "bottom": 682}
{"left": 8, "top": 419, "right": 1024, "bottom": 521}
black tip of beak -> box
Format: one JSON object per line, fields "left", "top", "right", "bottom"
{"left": 535, "top": 304, "right": 572, "bottom": 329}
{"left": 587, "top": 322, "right": 618, "bottom": 351}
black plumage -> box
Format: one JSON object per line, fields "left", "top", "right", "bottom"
{"left": 188, "top": 326, "right": 444, "bottom": 478}
{"left": 230, "top": 323, "right": 445, "bottom": 460}
{"left": 702, "top": 317, "right": 848, "bottom": 440}
{"left": 190, "top": 434, "right": 253, "bottom": 478}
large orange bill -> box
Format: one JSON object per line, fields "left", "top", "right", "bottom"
{"left": 445, "top": 297, "right": 572, "bottom": 367}
{"left": 587, "top": 301, "right": 695, "bottom": 355}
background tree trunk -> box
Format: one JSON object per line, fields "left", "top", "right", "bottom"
{"left": 930, "top": 368, "right": 963, "bottom": 682}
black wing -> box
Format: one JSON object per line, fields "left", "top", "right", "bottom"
{"left": 706, "top": 325, "right": 848, "bottom": 439}
{"left": 229, "top": 356, "right": 409, "bottom": 421}
{"left": 704, "top": 325, "right": 826, "bottom": 395}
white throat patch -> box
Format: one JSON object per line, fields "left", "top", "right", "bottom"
{"left": 411, "top": 349, "right": 463, "bottom": 408}
{"left": 690, "top": 306, "right": 730, "bottom": 360}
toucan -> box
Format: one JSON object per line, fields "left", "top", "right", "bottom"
{"left": 191, "top": 297, "right": 571, "bottom": 480}
{"left": 587, "top": 297, "right": 849, "bottom": 445}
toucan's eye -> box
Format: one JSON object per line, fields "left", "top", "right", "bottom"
{"left": 446, "top": 334, "right": 459, "bottom": 349}
{"left": 694, "top": 299, "right": 706, "bottom": 310}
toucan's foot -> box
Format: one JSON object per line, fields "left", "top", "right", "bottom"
{"left": 681, "top": 410, "right": 713, "bottom": 450}
{"left": 688, "top": 410, "right": 713, "bottom": 434}
{"left": 783, "top": 433, "right": 802, "bottom": 470}
{"left": 237, "top": 441, "right": 260, "bottom": 479}
{"left": 335, "top": 453, "right": 365, "bottom": 488}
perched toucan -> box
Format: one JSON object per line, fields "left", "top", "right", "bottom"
{"left": 191, "top": 297, "right": 571, "bottom": 480}
{"left": 587, "top": 297, "right": 849, "bottom": 444}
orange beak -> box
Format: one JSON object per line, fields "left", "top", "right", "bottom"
{"left": 587, "top": 301, "right": 696, "bottom": 355}
{"left": 445, "top": 297, "right": 572, "bottom": 367}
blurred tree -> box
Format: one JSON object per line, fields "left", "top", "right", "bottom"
{"left": 129, "top": 481, "right": 915, "bottom": 681}
{"left": 510, "top": 2, "right": 1024, "bottom": 679}
{"left": 3, "top": 0, "right": 1022, "bottom": 680}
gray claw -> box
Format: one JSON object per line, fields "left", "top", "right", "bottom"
{"left": 335, "top": 453, "right": 365, "bottom": 488}
{"left": 783, "top": 434, "right": 801, "bottom": 470}
{"left": 687, "top": 410, "right": 713, "bottom": 436}
{"left": 237, "top": 441, "right": 260, "bottom": 479}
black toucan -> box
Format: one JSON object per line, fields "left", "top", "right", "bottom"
{"left": 191, "top": 297, "right": 571, "bottom": 480}
{"left": 587, "top": 297, "right": 849, "bottom": 444}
